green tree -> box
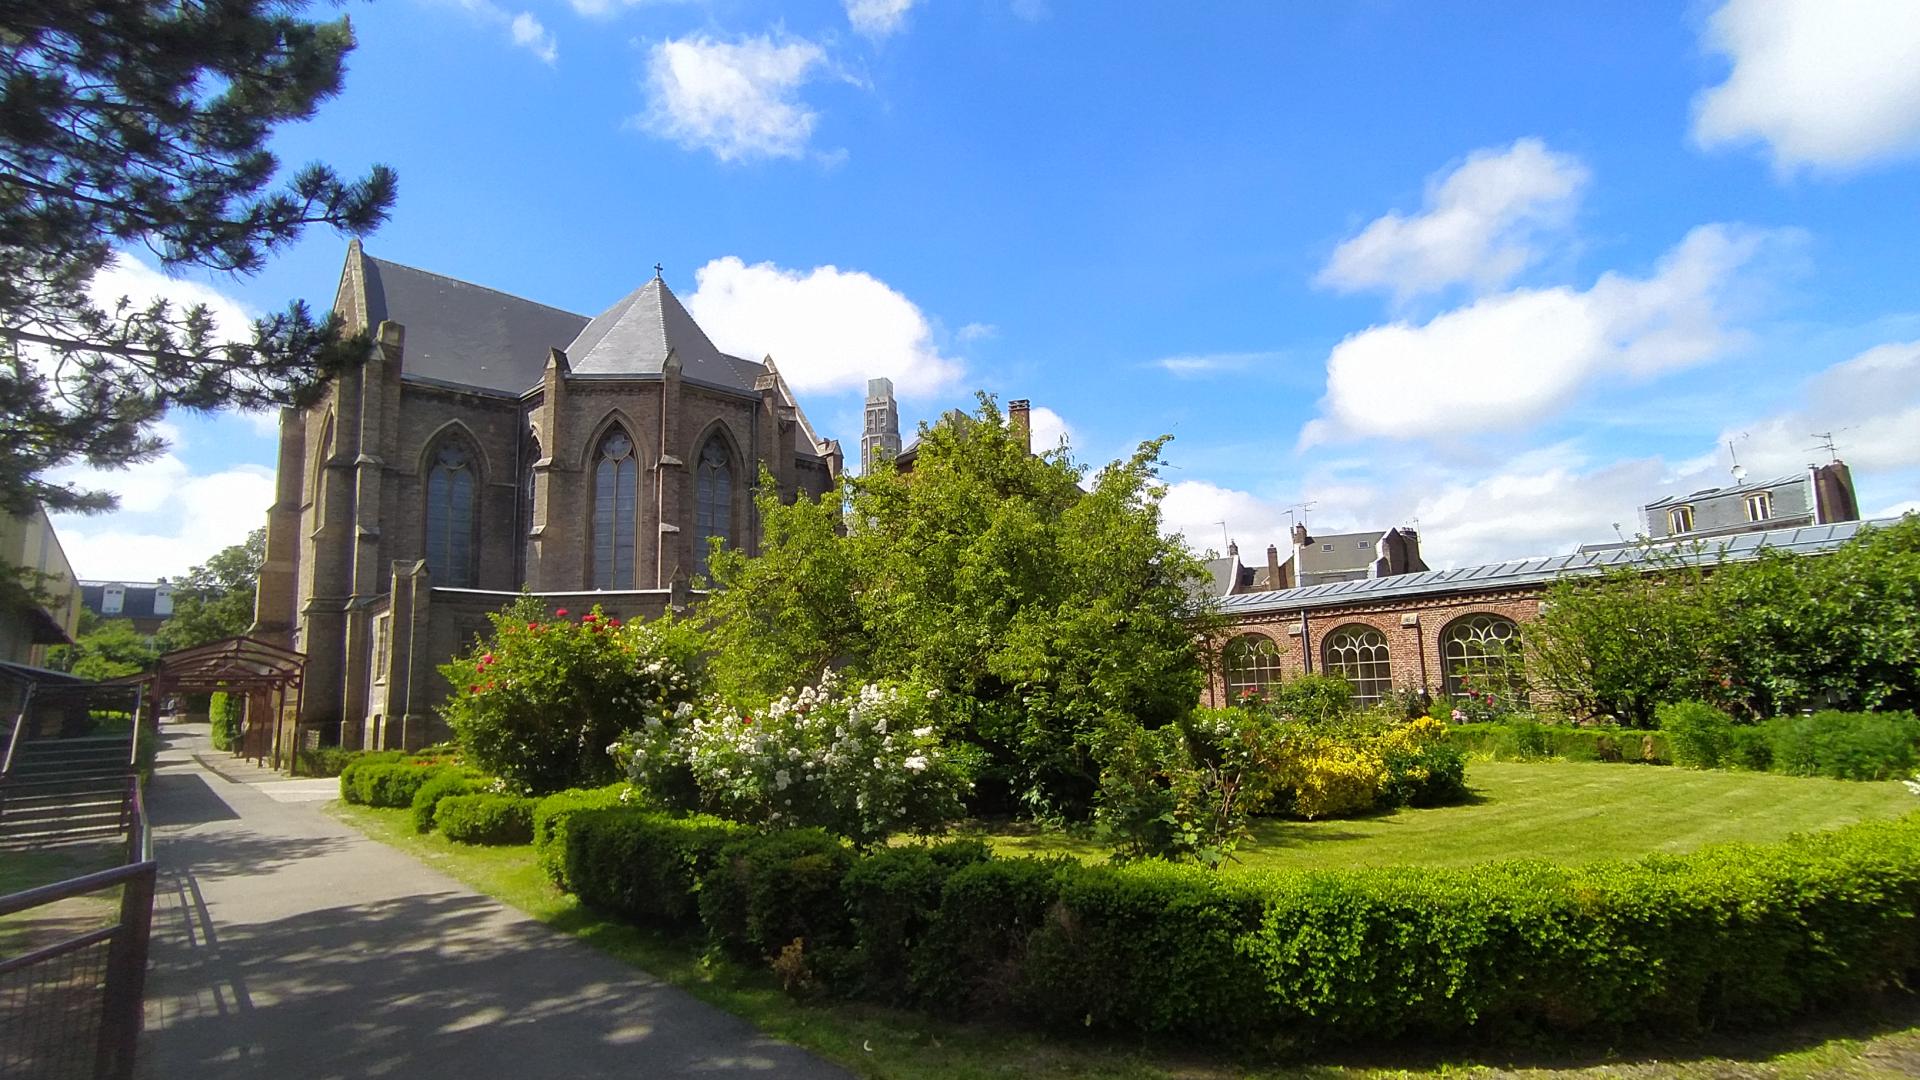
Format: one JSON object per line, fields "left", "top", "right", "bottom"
{"left": 704, "top": 396, "right": 1217, "bottom": 819}
{"left": 1525, "top": 555, "right": 1721, "bottom": 726}
{"left": 154, "top": 527, "right": 266, "bottom": 652}
{"left": 54, "top": 614, "right": 158, "bottom": 681}
{"left": 1, "top": 0, "right": 396, "bottom": 516}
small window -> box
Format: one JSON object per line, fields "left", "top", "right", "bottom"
{"left": 153, "top": 585, "right": 174, "bottom": 616}
{"left": 372, "top": 615, "right": 391, "bottom": 684}
{"left": 1744, "top": 492, "right": 1772, "bottom": 522}
{"left": 1321, "top": 543, "right": 1335, "bottom": 551}
{"left": 102, "top": 584, "right": 125, "bottom": 615}
{"left": 1667, "top": 506, "right": 1694, "bottom": 534}
{"left": 1358, "top": 540, "right": 1370, "bottom": 548}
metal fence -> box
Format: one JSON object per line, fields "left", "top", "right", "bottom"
{"left": 0, "top": 688, "right": 155, "bottom": 1080}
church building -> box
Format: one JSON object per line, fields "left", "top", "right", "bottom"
{"left": 253, "top": 243, "right": 842, "bottom": 751}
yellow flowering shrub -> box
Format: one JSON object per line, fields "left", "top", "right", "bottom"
{"left": 1286, "top": 742, "right": 1388, "bottom": 820}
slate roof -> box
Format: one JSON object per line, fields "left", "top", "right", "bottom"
{"left": 1215, "top": 518, "right": 1895, "bottom": 617}
{"left": 1643, "top": 473, "right": 1804, "bottom": 509}
{"left": 564, "top": 277, "right": 767, "bottom": 394}
{"left": 359, "top": 254, "right": 589, "bottom": 395}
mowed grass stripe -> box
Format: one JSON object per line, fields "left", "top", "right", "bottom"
{"left": 976, "top": 762, "right": 1919, "bottom": 872}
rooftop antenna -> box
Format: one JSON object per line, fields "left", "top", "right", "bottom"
{"left": 1612, "top": 522, "right": 1626, "bottom": 542}
{"left": 1811, "top": 431, "right": 1840, "bottom": 461}
{"left": 1214, "top": 520, "right": 1229, "bottom": 550}
{"left": 1283, "top": 501, "right": 1317, "bottom": 532}
{"left": 1728, "top": 436, "right": 1747, "bottom": 484}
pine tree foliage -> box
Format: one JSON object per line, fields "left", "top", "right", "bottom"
{"left": 1, "top": 0, "right": 396, "bottom": 515}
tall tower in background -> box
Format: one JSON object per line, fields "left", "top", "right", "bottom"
{"left": 862, "top": 377, "right": 901, "bottom": 474}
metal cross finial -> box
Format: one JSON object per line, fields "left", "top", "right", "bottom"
{"left": 653, "top": 262, "right": 664, "bottom": 280}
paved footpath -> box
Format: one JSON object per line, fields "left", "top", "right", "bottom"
{"left": 140, "top": 725, "right": 847, "bottom": 1079}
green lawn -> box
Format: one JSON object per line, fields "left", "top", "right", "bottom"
{"left": 978, "top": 761, "right": 1920, "bottom": 871}
{"left": 333, "top": 762, "right": 1920, "bottom": 1080}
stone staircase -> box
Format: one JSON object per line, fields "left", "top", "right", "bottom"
{"left": 0, "top": 734, "right": 133, "bottom": 851}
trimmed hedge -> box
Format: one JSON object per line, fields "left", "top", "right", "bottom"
{"left": 1448, "top": 722, "right": 1670, "bottom": 764}
{"left": 410, "top": 770, "right": 479, "bottom": 832}
{"left": 209, "top": 692, "right": 240, "bottom": 751}
{"left": 296, "top": 746, "right": 363, "bottom": 778}
{"left": 341, "top": 759, "right": 453, "bottom": 807}
{"left": 532, "top": 784, "right": 634, "bottom": 889}
{"left": 558, "top": 807, "right": 1920, "bottom": 1044}
{"left": 436, "top": 794, "right": 536, "bottom": 845}
{"left": 561, "top": 806, "right": 747, "bottom": 927}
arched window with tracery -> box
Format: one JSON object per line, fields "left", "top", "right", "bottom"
{"left": 593, "top": 427, "right": 637, "bottom": 589}
{"left": 1223, "top": 634, "right": 1282, "bottom": 702}
{"left": 424, "top": 435, "right": 478, "bottom": 587}
{"left": 1322, "top": 624, "right": 1392, "bottom": 707}
{"left": 1440, "top": 613, "right": 1524, "bottom": 701}
{"left": 693, "top": 434, "right": 732, "bottom": 579}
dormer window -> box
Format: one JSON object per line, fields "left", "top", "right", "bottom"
{"left": 153, "top": 585, "right": 173, "bottom": 616}
{"left": 102, "top": 583, "right": 125, "bottom": 614}
{"left": 1667, "top": 506, "right": 1694, "bottom": 535}
{"left": 1744, "top": 492, "right": 1772, "bottom": 522}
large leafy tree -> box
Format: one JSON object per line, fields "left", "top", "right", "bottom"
{"left": 154, "top": 526, "right": 266, "bottom": 652}
{"left": 51, "top": 610, "right": 158, "bottom": 680}
{"left": 1, "top": 0, "right": 396, "bottom": 516}
{"left": 704, "top": 396, "right": 1218, "bottom": 819}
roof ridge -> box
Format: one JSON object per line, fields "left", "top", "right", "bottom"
{"left": 365, "top": 255, "right": 585, "bottom": 320}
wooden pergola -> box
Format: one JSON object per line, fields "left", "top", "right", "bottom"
{"left": 128, "top": 637, "right": 307, "bottom": 771}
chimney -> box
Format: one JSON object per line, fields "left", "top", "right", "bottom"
{"left": 1008, "top": 399, "right": 1031, "bottom": 453}
{"left": 1810, "top": 461, "right": 1860, "bottom": 524}
{"left": 1267, "top": 544, "right": 1282, "bottom": 589}
{"left": 1226, "top": 539, "right": 1238, "bottom": 558}
{"left": 1290, "top": 522, "right": 1309, "bottom": 547}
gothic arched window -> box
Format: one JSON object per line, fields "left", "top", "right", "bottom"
{"left": 1322, "top": 624, "right": 1392, "bottom": 707}
{"left": 593, "top": 428, "right": 637, "bottom": 589}
{"left": 1223, "top": 634, "right": 1282, "bottom": 702}
{"left": 424, "top": 436, "right": 478, "bottom": 587}
{"left": 1440, "top": 613, "right": 1524, "bottom": 701}
{"left": 694, "top": 435, "right": 733, "bottom": 579}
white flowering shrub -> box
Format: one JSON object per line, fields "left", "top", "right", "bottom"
{"left": 616, "top": 671, "right": 969, "bottom": 846}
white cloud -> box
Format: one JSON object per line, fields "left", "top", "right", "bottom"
{"left": 435, "top": 0, "right": 558, "bottom": 63}
{"left": 1716, "top": 340, "right": 1920, "bottom": 477}
{"left": 509, "top": 12, "right": 559, "bottom": 64}
{"left": 1152, "top": 350, "right": 1286, "bottom": 378}
{"left": 956, "top": 322, "right": 997, "bottom": 343}
{"left": 1026, "top": 405, "right": 1073, "bottom": 453}
{"left": 686, "top": 256, "right": 964, "bottom": 396}
{"left": 1305, "top": 224, "right": 1783, "bottom": 444}
{"left": 1009, "top": 0, "right": 1049, "bottom": 22}
{"left": 1160, "top": 481, "right": 1298, "bottom": 558}
{"left": 1693, "top": 0, "right": 1920, "bottom": 172}
{"left": 1318, "top": 138, "right": 1588, "bottom": 300}
{"left": 641, "top": 35, "right": 829, "bottom": 162}
{"left": 49, "top": 459, "right": 274, "bottom": 581}
{"left": 846, "top": 0, "right": 915, "bottom": 37}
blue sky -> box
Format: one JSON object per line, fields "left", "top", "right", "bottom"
{"left": 48, "top": 0, "right": 1920, "bottom": 580}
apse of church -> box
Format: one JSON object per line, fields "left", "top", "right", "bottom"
{"left": 253, "top": 243, "right": 842, "bottom": 751}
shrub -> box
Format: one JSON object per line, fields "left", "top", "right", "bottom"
{"left": 337, "top": 751, "right": 408, "bottom": 803}
{"left": 410, "top": 769, "right": 478, "bottom": 832}
{"left": 296, "top": 746, "right": 362, "bottom": 778}
{"left": 699, "top": 829, "right": 855, "bottom": 963}
{"left": 620, "top": 672, "right": 971, "bottom": 846}
{"left": 1447, "top": 722, "right": 1670, "bottom": 764}
{"left": 532, "top": 784, "right": 634, "bottom": 888}
{"left": 1264, "top": 675, "right": 1354, "bottom": 726}
{"left": 1660, "top": 700, "right": 1738, "bottom": 769}
{"left": 840, "top": 840, "right": 991, "bottom": 998}
{"left": 562, "top": 806, "right": 747, "bottom": 927}
{"left": 1284, "top": 742, "right": 1386, "bottom": 819}
{"left": 911, "top": 857, "right": 1069, "bottom": 1014}
{"left": 343, "top": 759, "right": 453, "bottom": 808}
{"left": 1378, "top": 718, "right": 1468, "bottom": 808}
{"left": 209, "top": 691, "right": 240, "bottom": 751}
{"left": 1764, "top": 710, "right": 1920, "bottom": 781}
{"left": 1728, "top": 724, "right": 1774, "bottom": 771}
{"left": 440, "top": 597, "right": 708, "bottom": 794}
{"left": 435, "top": 794, "right": 535, "bottom": 845}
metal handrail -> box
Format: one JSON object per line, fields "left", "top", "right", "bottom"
{"left": 1, "top": 682, "right": 36, "bottom": 778}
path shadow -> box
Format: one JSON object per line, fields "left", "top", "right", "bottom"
{"left": 154, "top": 831, "right": 351, "bottom": 883}
{"left": 143, "top": 886, "right": 842, "bottom": 1079}
{"left": 146, "top": 771, "right": 242, "bottom": 827}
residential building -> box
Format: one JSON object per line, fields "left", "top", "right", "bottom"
{"left": 76, "top": 580, "right": 176, "bottom": 636}
{"left": 0, "top": 506, "right": 81, "bottom": 669}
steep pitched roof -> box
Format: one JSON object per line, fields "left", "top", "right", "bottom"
{"left": 565, "top": 277, "right": 765, "bottom": 393}
{"left": 344, "top": 247, "right": 590, "bottom": 394}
